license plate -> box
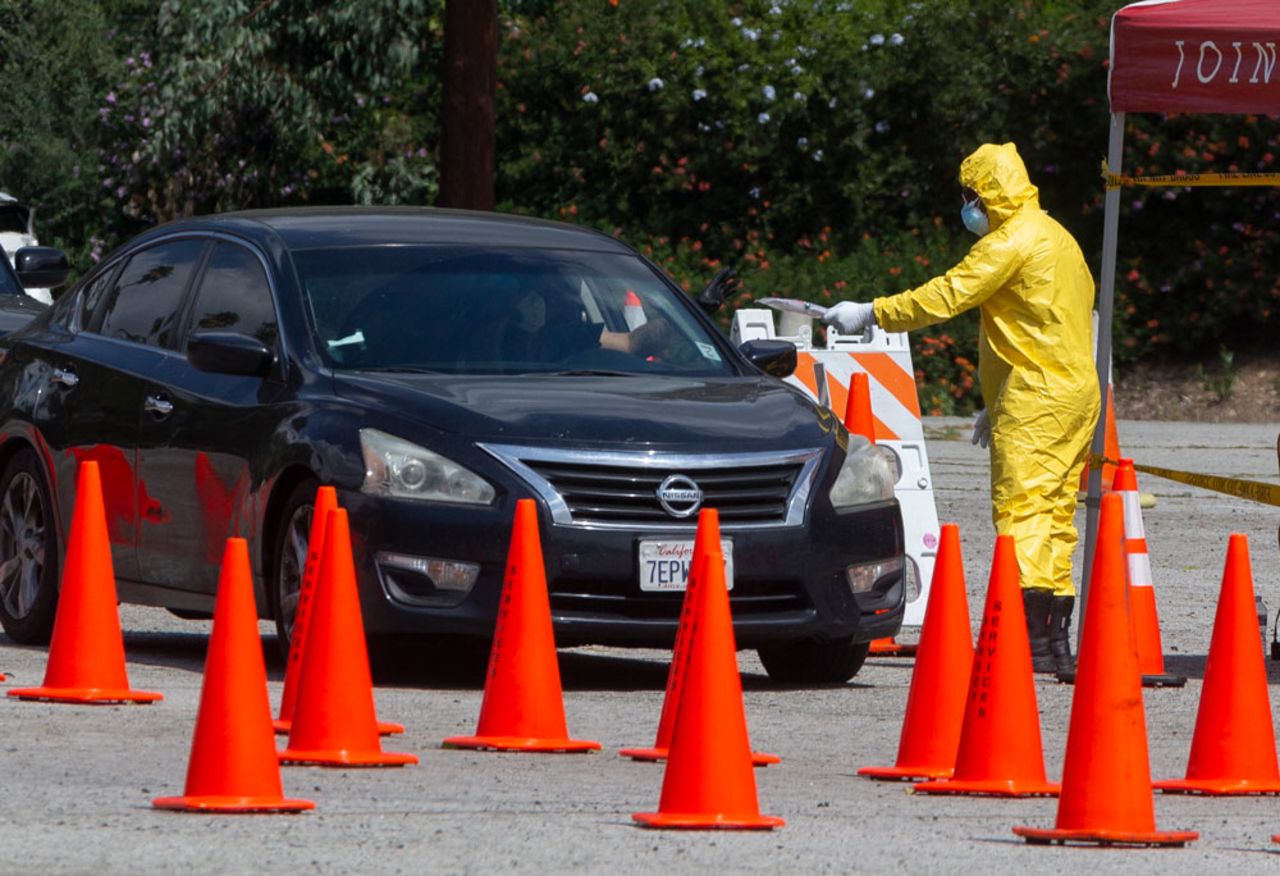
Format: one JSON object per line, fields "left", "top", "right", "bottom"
{"left": 638, "top": 538, "right": 734, "bottom": 592}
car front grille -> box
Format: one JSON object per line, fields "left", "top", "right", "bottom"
{"left": 479, "top": 444, "right": 824, "bottom": 530}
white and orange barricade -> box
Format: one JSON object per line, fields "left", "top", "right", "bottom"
{"left": 731, "top": 309, "right": 941, "bottom": 627}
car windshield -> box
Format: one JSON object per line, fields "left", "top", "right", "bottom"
{"left": 294, "top": 245, "right": 737, "bottom": 376}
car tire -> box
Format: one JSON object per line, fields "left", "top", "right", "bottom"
{"left": 0, "top": 447, "right": 60, "bottom": 645}
{"left": 269, "top": 476, "right": 320, "bottom": 661}
{"left": 757, "top": 636, "right": 871, "bottom": 684}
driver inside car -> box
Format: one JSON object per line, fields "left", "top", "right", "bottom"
{"left": 502, "top": 283, "right": 674, "bottom": 363}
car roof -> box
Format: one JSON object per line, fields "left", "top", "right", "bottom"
{"left": 145, "top": 207, "right": 635, "bottom": 254}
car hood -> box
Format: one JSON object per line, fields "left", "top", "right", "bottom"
{"left": 331, "top": 371, "right": 835, "bottom": 449}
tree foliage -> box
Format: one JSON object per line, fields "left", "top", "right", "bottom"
{"left": 2, "top": 0, "right": 1278, "bottom": 407}
{"left": 101, "top": 0, "right": 440, "bottom": 228}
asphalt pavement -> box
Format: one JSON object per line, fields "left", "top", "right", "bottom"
{"left": 1, "top": 418, "right": 1278, "bottom": 874}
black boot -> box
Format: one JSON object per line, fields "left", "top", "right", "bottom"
{"left": 1022, "top": 588, "right": 1055, "bottom": 674}
{"left": 1047, "top": 594, "right": 1075, "bottom": 674}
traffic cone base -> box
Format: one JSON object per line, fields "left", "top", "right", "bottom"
{"left": 868, "top": 637, "right": 917, "bottom": 657}
{"left": 278, "top": 747, "right": 417, "bottom": 767}
{"left": 859, "top": 764, "right": 951, "bottom": 782}
{"left": 7, "top": 685, "right": 162, "bottom": 704}
{"left": 1154, "top": 777, "right": 1280, "bottom": 795}
{"left": 1054, "top": 670, "right": 1186, "bottom": 689}
{"left": 619, "top": 746, "right": 779, "bottom": 766}
{"left": 274, "top": 718, "right": 403, "bottom": 737}
{"left": 913, "top": 777, "right": 1058, "bottom": 797}
{"left": 1013, "top": 826, "right": 1197, "bottom": 847}
{"left": 633, "top": 811, "right": 785, "bottom": 831}
{"left": 443, "top": 734, "right": 600, "bottom": 753}
{"left": 153, "top": 793, "right": 314, "bottom": 814}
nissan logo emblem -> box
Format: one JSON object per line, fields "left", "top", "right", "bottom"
{"left": 656, "top": 474, "right": 703, "bottom": 518}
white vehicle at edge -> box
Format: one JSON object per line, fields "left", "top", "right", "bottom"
{"left": 0, "top": 193, "right": 52, "bottom": 304}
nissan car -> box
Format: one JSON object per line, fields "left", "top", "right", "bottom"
{"left": 0, "top": 208, "right": 904, "bottom": 683}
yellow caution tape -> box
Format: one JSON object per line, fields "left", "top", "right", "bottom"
{"left": 1090, "top": 454, "right": 1280, "bottom": 508}
{"left": 1101, "top": 160, "right": 1280, "bottom": 190}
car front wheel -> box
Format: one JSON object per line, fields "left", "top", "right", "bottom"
{"left": 757, "top": 636, "right": 870, "bottom": 684}
{"left": 0, "top": 448, "right": 60, "bottom": 644}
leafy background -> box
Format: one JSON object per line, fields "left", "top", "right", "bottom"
{"left": 1, "top": 0, "right": 1277, "bottom": 413}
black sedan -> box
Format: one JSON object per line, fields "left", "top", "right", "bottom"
{"left": 0, "top": 208, "right": 904, "bottom": 683}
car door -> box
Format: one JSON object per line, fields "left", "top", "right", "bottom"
{"left": 31, "top": 238, "right": 207, "bottom": 583}
{"left": 135, "top": 239, "right": 288, "bottom": 594}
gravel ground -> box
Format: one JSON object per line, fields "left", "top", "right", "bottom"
{"left": 0, "top": 418, "right": 1278, "bottom": 874}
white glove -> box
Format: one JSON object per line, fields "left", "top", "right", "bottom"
{"left": 971, "top": 408, "right": 990, "bottom": 449}
{"left": 822, "top": 301, "right": 876, "bottom": 334}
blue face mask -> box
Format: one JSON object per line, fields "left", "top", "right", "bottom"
{"left": 961, "top": 198, "right": 989, "bottom": 236}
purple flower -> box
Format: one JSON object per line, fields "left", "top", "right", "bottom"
{"left": 106, "top": 91, "right": 117, "bottom": 104}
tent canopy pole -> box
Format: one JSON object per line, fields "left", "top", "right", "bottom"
{"left": 1079, "top": 111, "right": 1126, "bottom": 648}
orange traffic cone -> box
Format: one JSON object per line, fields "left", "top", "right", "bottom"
{"left": 1114, "top": 459, "right": 1184, "bottom": 688}
{"left": 154, "top": 539, "right": 314, "bottom": 813}
{"left": 620, "top": 509, "right": 778, "bottom": 766}
{"left": 843, "top": 371, "right": 876, "bottom": 441}
{"left": 1154, "top": 534, "right": 1280, "bottom": 795}
{"left": 273, "top": 487, "right": 402, "bottom": 737}
{"left": 859, "top": 523, "right": 973, "bottom": 781}
{"left": 279, "top": 509, "right": 416, "bottom": 767}
{"left": 443, "top": 499, "right": 600, "bottom": 752}
{"left": 1079, "top": 386, "right": 1121, "bottom": 494}
{"left": 8, "top": 461, "right": 161, "bottom": 704}
{"left": 633, "top": 549, "right": 784, "bottom": 830}
{"left": 913, "top": 535, "right": 1057, "bottom": 797}
{"left": 844, "top": 372, "right": 916, "bottom": 658}
{"left": 623, "top": 288, "right": 648, "bottom": 330}
{"left": 1014, "top": 493, "right": 1196, "bottom": 846}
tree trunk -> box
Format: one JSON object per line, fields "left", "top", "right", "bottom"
{"left": 438, "top": 0, "right": 497, "bottom": 210}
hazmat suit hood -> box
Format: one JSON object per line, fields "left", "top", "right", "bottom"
{"left": 959, "top": 143, "right": 1039, "bottom": 230}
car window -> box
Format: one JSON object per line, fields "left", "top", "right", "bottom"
{"left": 188, "top": 242, "right": 279, "bottom": 347}
{"left": 61, "top": 265, "right": 119, "bottom": 331}
{"left": 0, "top": 252, "right": 20, "bottom": 297}
{"left": 94, "top": 239, "right": 205, "bottom": 348}
{"left": 0, "top": 204, "right": 28, "bottom": 235}
{"left": 293, "top": 245, "right": 736, "bottom": 377}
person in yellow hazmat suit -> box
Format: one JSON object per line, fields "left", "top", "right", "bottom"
{"left": 822, "top": 142, "right": 1099, "bottom": 674}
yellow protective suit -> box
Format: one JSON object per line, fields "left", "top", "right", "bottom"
{"left": 873, "top": 143, "right": 1099, "bottom": 596}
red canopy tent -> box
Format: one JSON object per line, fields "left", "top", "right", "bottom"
{"left": 1081, "top": 0, "right": 1280, "bottom": 615}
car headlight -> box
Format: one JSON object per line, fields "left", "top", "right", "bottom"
{"left": 360, "top": 428, "right": 496, "bottom": 504}
{"left": 828, "top": 436, "right": 896, "bottom": 508}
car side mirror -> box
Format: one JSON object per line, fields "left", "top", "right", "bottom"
{"left": 14, "top": 247, "right": 70, "bottom": 290}
{"left": 739, "top": 339, "right": 797, "bottom": 378}
{"left": 187, "top": 331, "right": 275, "bottom": 377}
